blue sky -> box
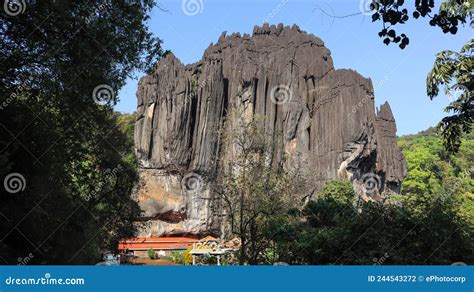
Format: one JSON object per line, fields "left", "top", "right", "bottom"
{"left": 115, "top": 0, "right": 472, "bottom": 135}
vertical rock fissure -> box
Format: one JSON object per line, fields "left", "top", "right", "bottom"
{"left": 264, "top": 78, "right": 269, "bottom": 117}
{"left": 188, "top": 86, "right": 198, "bottom": 166}
{"left": 214, "top": 78, "right": 230, "bottom": 177}
{"left": 253, "top": 78, "right": 258, "bottom": 116}
{"left": 147, "top": 104, "right": 156, "bottom": 161}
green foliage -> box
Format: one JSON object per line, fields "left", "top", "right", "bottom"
{"left": 273, "top": 183, "right": 472, "bottom": 265}
{"left": 220, "top": 118, "right": 472, "bottom": 265}
{"left": 214, "top": 125, "right": 474, "bottom": 265}
{"left": 219, "top": 253, "right": 239, "bottom": 266}
{"left": 190, "top": 74, "right": 199, "bottom": 97}
{"left": 0, "top": 1, "right": 162, "bottom": 264}
{"left": 171, "top": 250, "right": 188, "bottom": 265}
{"left": 370, "top": 1, "right": 472, "bottom": 152}
{"left": 183, "top": 246, "right": 193, "bottom": 265}
{"left": 426, "top": 39, "right": 473, "bottom": 153}
{"left": 269, "top": 130, "right": 473, "bottom": 265}
{"left": 398, "top": 131, "right": 473, "bottom": 222}
{"left": 160, "top": 255, "right": 173, "bottom": 261}
{"left": 317, "top": 180, "right": 356, "bottom": 205}
{"left": 219, "top": 112, "right": 305, "bottom": 265}
{"left": 370, "top": 0, "right": 472, "bottom": 49}
{"left": 147, "top": 248, "right": 156, "bottom": 260}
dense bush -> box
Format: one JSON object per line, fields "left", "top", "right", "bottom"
{"left": 147, "top": 249, "right": 156, "bottom": 260}
{"left": 271, "top": 180, "right": 472, "bottom": 265}
{"left": 0, "top": 1, "right": 163, "bottom": 264}
{"left": 259, "top": 129, "right": 473, "bottom": 265}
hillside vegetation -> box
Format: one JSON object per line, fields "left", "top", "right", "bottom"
{"left": 397, "top": 128, "right": 473, "bottom": 226}
{"left": 115, "top": 114, "right": 473, "bottom": 264}
{"left": 265, "top": 128, "right": 473, "bottom": 265}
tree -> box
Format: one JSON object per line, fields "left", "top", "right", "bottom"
{"left": 427, "top": 40, "right": 473, "bottom": 153}
{"left": 148, "top": 248, "right": 156, "bottom": 260}
{"left": 397, "top": 129, "right": 473, "bottom": 224}
{"left": 0, "top": 1, "right": 162, "bottom": 264}
{"left": 369, "top": 0, "right": 472, "bottom": 49}
{"left": 367, "top": 1, "right": 473, "bottom": 151}
{"left": 275, "top": 180, "right": 473, "bottom": 265}
{"left": 370, "top": 1, "right": 473, "bottom": 151}
{"left": 216, "top": 112, "right": 303, "bottom": 265}
{"left": 314, "top": 1, "right": 472, "bottom": 149}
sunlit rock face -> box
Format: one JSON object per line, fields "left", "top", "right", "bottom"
{"left": 134, "top": 23, "right": 407, "bottom": 237}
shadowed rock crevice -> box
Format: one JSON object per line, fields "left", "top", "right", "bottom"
{"left": 134, "top": 23, "right": 407, "bottom": 237}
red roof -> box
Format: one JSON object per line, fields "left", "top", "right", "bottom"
{"left": 118, "top": 237, "right": 198, "bottom": 251}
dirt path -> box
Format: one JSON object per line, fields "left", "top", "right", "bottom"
{"left": 129, "top": 258, "right": 177, "bottom": 266}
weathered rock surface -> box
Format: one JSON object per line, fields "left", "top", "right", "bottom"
{"left": 134, "top": 23, "right": 407, "bottom": 237}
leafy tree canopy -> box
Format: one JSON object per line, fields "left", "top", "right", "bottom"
{"left": 0, "top": 1, "right": 162, "bottom": 264}
{"left": 426, "top": 40, "right": 473, "bottom": 152}
{"left": 369, "top": 0, "right": 473, "bottom": 49}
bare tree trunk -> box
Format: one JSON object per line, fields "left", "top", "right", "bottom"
{"left": 250, "top": 219, "right": 257, "bottom": 264}
{"left": 239, "top": 190, "right": 246, "bottom": 265}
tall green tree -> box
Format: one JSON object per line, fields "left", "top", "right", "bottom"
{"left": 0, "top": 1, "right": 162, "bottom": 264}
{"left": 273, "top": 180, "right": 472, "bottom": 265}
{"left": 369, "top": 0, "right": 472, "bottom": 49}
{"left": 397, "top": 129, "right": 474, "bottom": 225}
{"left": 427, "top": 40, "right": 473, "bottom": 153}
{"left": 359, "top": 0, "right": 473, "bottom": 151}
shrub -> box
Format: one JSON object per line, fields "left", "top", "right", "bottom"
{"left": 183, "top": 246, "right": 193, "bottom": 265}
{"left": 171, "top": 251, "right": 185, "bottom": 265}
{"left": 147, "top": 248, "right": 156, "bottom": 260}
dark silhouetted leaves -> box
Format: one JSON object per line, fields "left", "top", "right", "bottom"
{"left": 371, "top": 0, "right": 469, "bottom": 49}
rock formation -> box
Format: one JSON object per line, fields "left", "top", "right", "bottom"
{"left": 134, "top": 23, "right": 407, "bottom": 237}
